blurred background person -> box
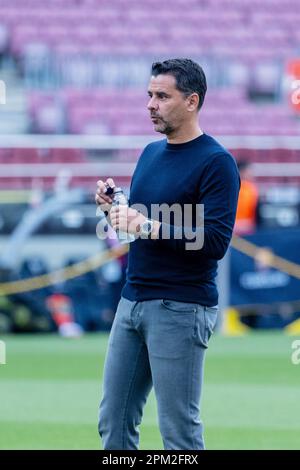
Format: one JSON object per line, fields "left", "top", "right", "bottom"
{"left": 234, "top": 159, "right": 260, "bottom": 235}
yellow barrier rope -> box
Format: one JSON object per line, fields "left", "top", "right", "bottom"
{"left": 0, "top": 244, "right": 129, "bottom": 296}
{"left": 0, "top": 234, "right": 299, "bottom": 296}
{"left": 231, "top": 235, "right": 300, "bottom": 280}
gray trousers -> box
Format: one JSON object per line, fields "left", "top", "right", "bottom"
{"left": 98, "top": 296, "right": 218, "bottom": 450}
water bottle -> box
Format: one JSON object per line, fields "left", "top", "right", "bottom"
{"left": 112, "top": 187, "right": 135, "bottom": 244}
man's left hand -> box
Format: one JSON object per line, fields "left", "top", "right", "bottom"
{"left": 110, "top": 205, "right": 146, "bottom": 236}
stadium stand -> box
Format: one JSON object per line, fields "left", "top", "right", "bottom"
{"left": 0, "top": 0, "right": 299, "bottom": 139}
{"left": 0, "top": 0, "right": 299, "bottom": 187}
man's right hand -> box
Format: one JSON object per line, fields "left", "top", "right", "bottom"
{"left": 95, "top": 178, "right": 116, "bottom": 215}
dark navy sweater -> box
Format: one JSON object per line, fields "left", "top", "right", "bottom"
{"left": 122, "top": 133, "right": 240, "bottom": 306}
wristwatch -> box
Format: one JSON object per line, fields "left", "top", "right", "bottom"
{"left": 139, "top": 219, "right": 154, "bottom": 238}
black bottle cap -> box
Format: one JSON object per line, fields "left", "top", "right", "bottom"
{"left": 105, "top": 185, "right": 114, "bottom": 195}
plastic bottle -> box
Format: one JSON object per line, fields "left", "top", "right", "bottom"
{"left": 112, "top": 187, "right": 135, "bottom": 244}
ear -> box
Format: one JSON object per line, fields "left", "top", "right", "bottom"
{"left": 186, "top": 93, "right": 199, "bottom": 112}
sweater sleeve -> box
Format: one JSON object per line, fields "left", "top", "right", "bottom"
{"left": 157, "top": 152, "right": 241, "bottom": 260}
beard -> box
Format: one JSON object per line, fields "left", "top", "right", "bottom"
{"left": 152, "top": 117, "right": 175, "bottom": 135}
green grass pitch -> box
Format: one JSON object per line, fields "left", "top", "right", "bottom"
{"left": 0, "top": 332, "right": 299, "bottom": 450}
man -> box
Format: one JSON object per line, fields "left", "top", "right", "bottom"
{"left": 95, "top": 58, "right": 240, "bottom": 450}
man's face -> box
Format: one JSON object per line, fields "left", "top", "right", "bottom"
{"left": 147, "top": 74, "right": 191, "bottom": 135}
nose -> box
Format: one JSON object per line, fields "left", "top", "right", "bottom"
{"left": 147, "top": 97, "right": 158, "bottom": 111}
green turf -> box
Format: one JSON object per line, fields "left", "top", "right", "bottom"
{"left": 0, "top": 332, "right": 299, "bottom": 449}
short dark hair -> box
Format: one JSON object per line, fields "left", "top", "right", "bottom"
{"left": 151, "top": 58, "right": 207, "bottom": 110}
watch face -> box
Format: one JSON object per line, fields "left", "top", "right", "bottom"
{"left": 142, "top": 221, "right": 153, "bottom": 235}
{"left": 144, "top": 222, "right": 152, "bottom": 233}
